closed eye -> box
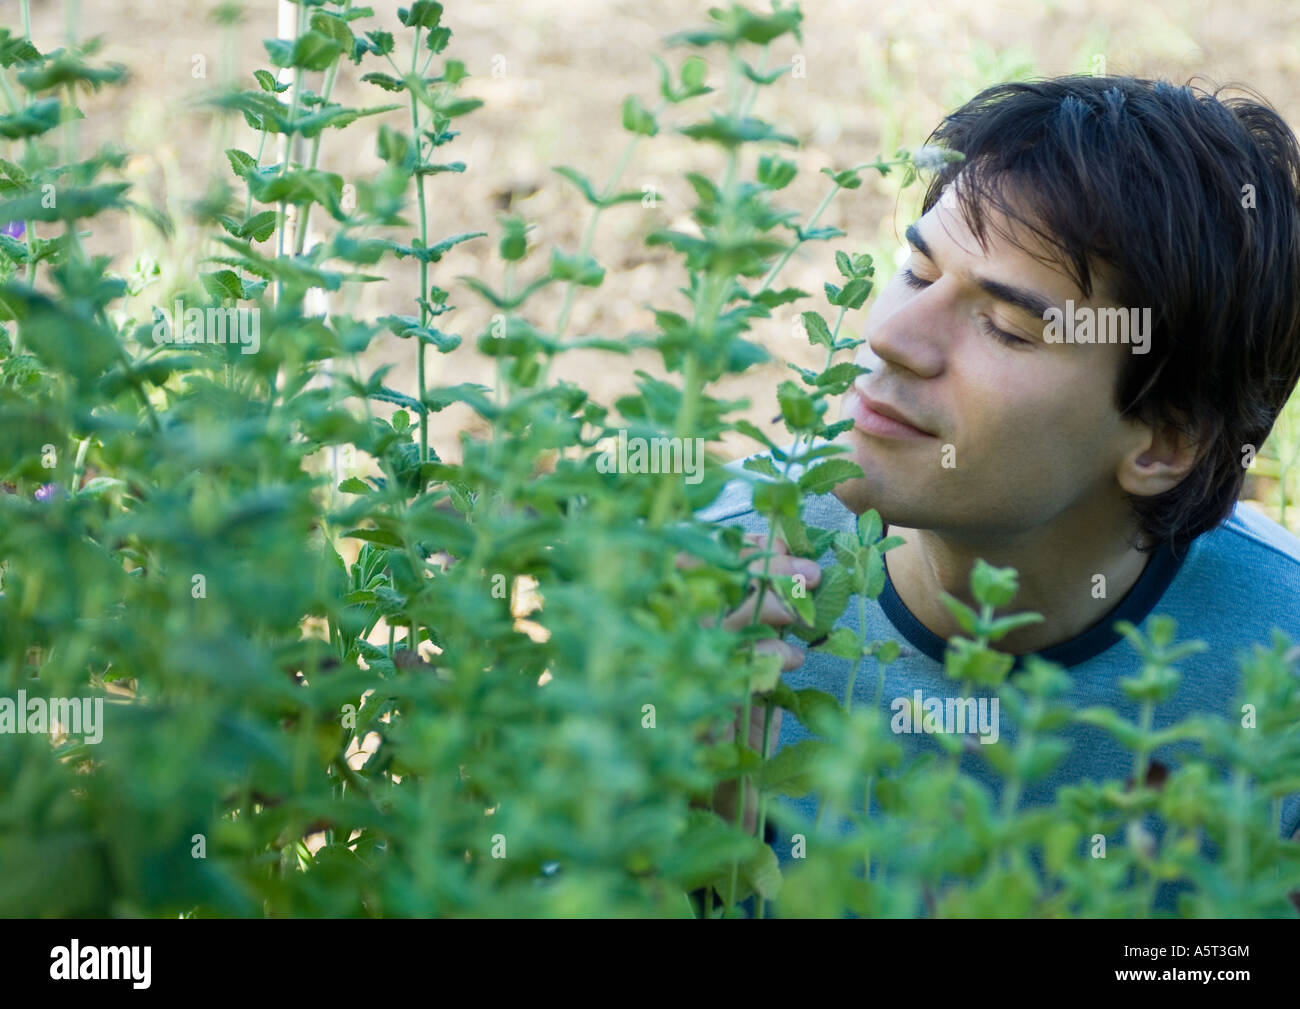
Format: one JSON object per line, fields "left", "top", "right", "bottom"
{"left": 900, "top": 268, "right": 1031, "bottom": 348}
{"left": 900, "top": 267, "right": 931, "bottom": 290}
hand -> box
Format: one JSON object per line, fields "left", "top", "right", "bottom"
{"left": 685, "top": 532, "right": 823, "bottom": 834}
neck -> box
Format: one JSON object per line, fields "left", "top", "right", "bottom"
{"left": 882, "top": 507, "right": 1153, "bottom": 655}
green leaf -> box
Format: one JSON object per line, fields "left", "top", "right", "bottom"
{"left": 237, "top": 211, "right": 277, "bottom": 243}
{"left": 499, "top": 216, "right": 529, "bottom": 262}
{"left": 378, "top": 315, "right": 461, "bottom": 353}
{"left": 777, "top": 380, "right": 818, "bottom": 430}
{"left": 740, "top": 60, "right": 790, "bottom": 85}
{"left": 985, "top": 612, "right": 1045, "bottom": 643}
{"left": 364, "top": 30, "right": 395, "bottom": 57}
{"left": 310, "top": 10, "right": 357, "bottom": 48}
{"left": 798, "top": 459, "right": 863, "bottom": 495}
{"left": 790, "top": 688, "right": 844, "bottom": 734}
{"left": 1075, "top": 707, "right": 1143, "bottom": 750}
{"left": 399, "top": 1, "right": 444, "bottom": 28}
{"left": 552, "top": 165, "right": 602, "bottom": 206}
{"left": 0, "top": 98, "right": 63, "bottom": 139}
{"left": 938, "top": 593, "right": 981, "bottom": 637}
{"left": 757, "top": 154, "right": 797, "bottom": 190}
{"left": 747, "top": 649, "right": 784, "bottom": 693}
{"left": 752, "top": 478, "right": 799, "bottom": 519}
{"left": 548, "top": 248, "right": 605, "bottom": 287}
{"left": 75, "top": 477, "right": 125, "bottom": 499}
{"left": 291, "top": 102, "right": 401, "bottom": 139}
{"left": 678, "top": 112, "right": 798, "bottom": 148}
{"left": 200, "top": 269, "right": 250, "bottom": 302}
{"left": 751, "top": 286, "right": 807, "bottom": 309}
{"left": 970, "top": 558, "right": 1019, "bottom": 608}
{"left": 814, "top": 362, "right": 869, "bottom": 393}
{"left": 820, "top": 166, "right": 864, "bottom": 190}
{"left": 1119, "top": 666, "right": 1183, "bottom": 705}
{"left": 361, "top": 71, "right": 406, "bottom": 94}
{"left": 621, "top": 95, "right": 658, "bottom": 136}
{"left": 253, "top": 69, "right": 289, "bottom": 93}
{"left": 244, "top": 167, "right": 344, "bottom": 218}
{"left": 0, "top": 30, "right": 41, "bottom": 67}
{"left": 224, "top": 148, "right": 258, "bottom": 178}
{"left": 943, "top": 639, "right": 1014, "bottom": 689}
{"left": 432, "top": 96, "right": 482, "bottom": 119}
{"left": 839, "top": 277, "right": 873, "bottom": 309}
{"left": 816, "top": 627, "right": 862, "bottom": 662}
{"left": 16, "top": 53, "right": 125, "bottom": 93}
{"left": 0, "top": 183, "right": 130, "bottom": 225}
{"left": 798, "top": 225, "right": 845, "bottom": 242}
{"left": 872, "top": 639, "right": 902, "bottom": 664}
{"left": 774, "top": 574, "right": 816, "bottom": 627}
{"left": 760, "top": 739, "right": 831, "bottom": 797}
{"left": 864, "top": 547, "right": 885, "bottom": 599}
{"left": 263, "top": 31, "right": 343, "bottom": 72}
{"left": 732, "top": 419, "right": 782, "bottom": 457}
{"left": 342, "top": 527, "right": 404, "bottom": 548}
{"left": 801, "top": 311, "right": 832, "bottom": 350}
{"left": 742, "top": 456, "right": 780, "bottom": 479}
{"left": 857, "top": 509, "right": 883, "bottom": 547}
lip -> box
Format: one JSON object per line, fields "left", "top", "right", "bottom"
{"left": 846, "top": 387, "right": 936, "bottom": 439}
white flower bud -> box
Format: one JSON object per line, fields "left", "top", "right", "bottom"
{"left": 910, "top": 145, "right": 964, "bottom": 172}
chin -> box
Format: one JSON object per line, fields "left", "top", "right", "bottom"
{"left": 829, "top": 430, "right": 920, "bottom": 524}
{"left": 830, "top": 435, "right": 890, "bottom": 516}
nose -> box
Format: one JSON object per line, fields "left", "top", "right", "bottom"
{"left": 862, "top": 275, "right": 948, "bottom": 379}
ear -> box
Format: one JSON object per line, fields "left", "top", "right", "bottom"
{"left": 1115, "top": 416, "right": 1203, "bottom": 498}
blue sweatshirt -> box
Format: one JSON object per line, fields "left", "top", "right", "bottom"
{"left": 696, "top": 452, "right": 1300, "bottom": 914}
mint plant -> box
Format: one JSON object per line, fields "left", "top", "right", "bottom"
{"left": 0, "top": 0, "right": 1296, "bottom": 920}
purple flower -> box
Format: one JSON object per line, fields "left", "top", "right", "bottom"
{"left": 34, "top": 483, "right": 61, "bottom": 502}
{"left": 1, "top": 220, "right": 24, "bottom": 240}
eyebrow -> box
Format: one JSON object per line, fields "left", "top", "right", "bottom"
{"left": 905, "top": 223, "right": 1058, "bottom": 321}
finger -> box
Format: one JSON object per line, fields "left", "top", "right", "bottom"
{"left": 746, "top": 531, "right": 790, "bottom": 555}
{"left": 739, "top": 545, "right": 816, "bottom": 585}
{"left": 739, "top": 531, "right": 790, "bottom": 560}
{"left": 746, "top": 703, "right": 783, "bottom": 756}
{"left": 722, "top": 590, "right": 800, "bottom": 631}
{"left": 722, "top": 696, "right": 786, "bottom": 753}
{"left": 752, "top": 637, "right": 805, "bottom": 672}
{"left": 765, "top": 554, "right": 822, "bottom": 588}
{"left": 721, "top": 569, "right": 820, "bottom": 630}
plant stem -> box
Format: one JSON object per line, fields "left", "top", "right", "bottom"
{"left": 68, "top": 436, "right": 89, "bottom": 492}
{"left": 647, "top": 345, "right": 703, "bottom": 529}
{"left": 758, "top": 182, "right": 840, "bottom": 294}
{"left": 755, "top": 699, "right": 775, "bottom": 919}
{"left": 407, "top": 27, "right": 435, "bottom": 469}
{"left": 844, "top": 593, "right": 868, "bottom": 710}
{"left": 537, "top": 100, "right": 665, "bottom": 391}
{"left": 294, "top": 1, "right": 352, "bottom": 258}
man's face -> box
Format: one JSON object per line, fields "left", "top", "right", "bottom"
{"left": 832, "top": 183, "right": 1143, "bottom": 540}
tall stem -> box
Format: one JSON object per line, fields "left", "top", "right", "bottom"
{"left": 295, "top": 0, "right": 353, "bottom": 258}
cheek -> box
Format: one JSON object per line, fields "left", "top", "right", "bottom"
{"left": 955, "top": 355, "right": 1116, "bottom": 489}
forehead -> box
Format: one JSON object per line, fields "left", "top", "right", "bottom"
{"left": 923, "top": 175, "right": 1116, "bottom": 304}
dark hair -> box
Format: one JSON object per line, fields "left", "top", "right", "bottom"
{"left": 917, "top": 75, "right": 1300, "bottom": 557}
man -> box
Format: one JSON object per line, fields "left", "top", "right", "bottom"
{"left": 698, "top": 75, "right": 1300, "bottom": 913}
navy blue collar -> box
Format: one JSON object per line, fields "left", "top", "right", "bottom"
{"left": 876, "top": 540, "right": 1188, "bottom": 672}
